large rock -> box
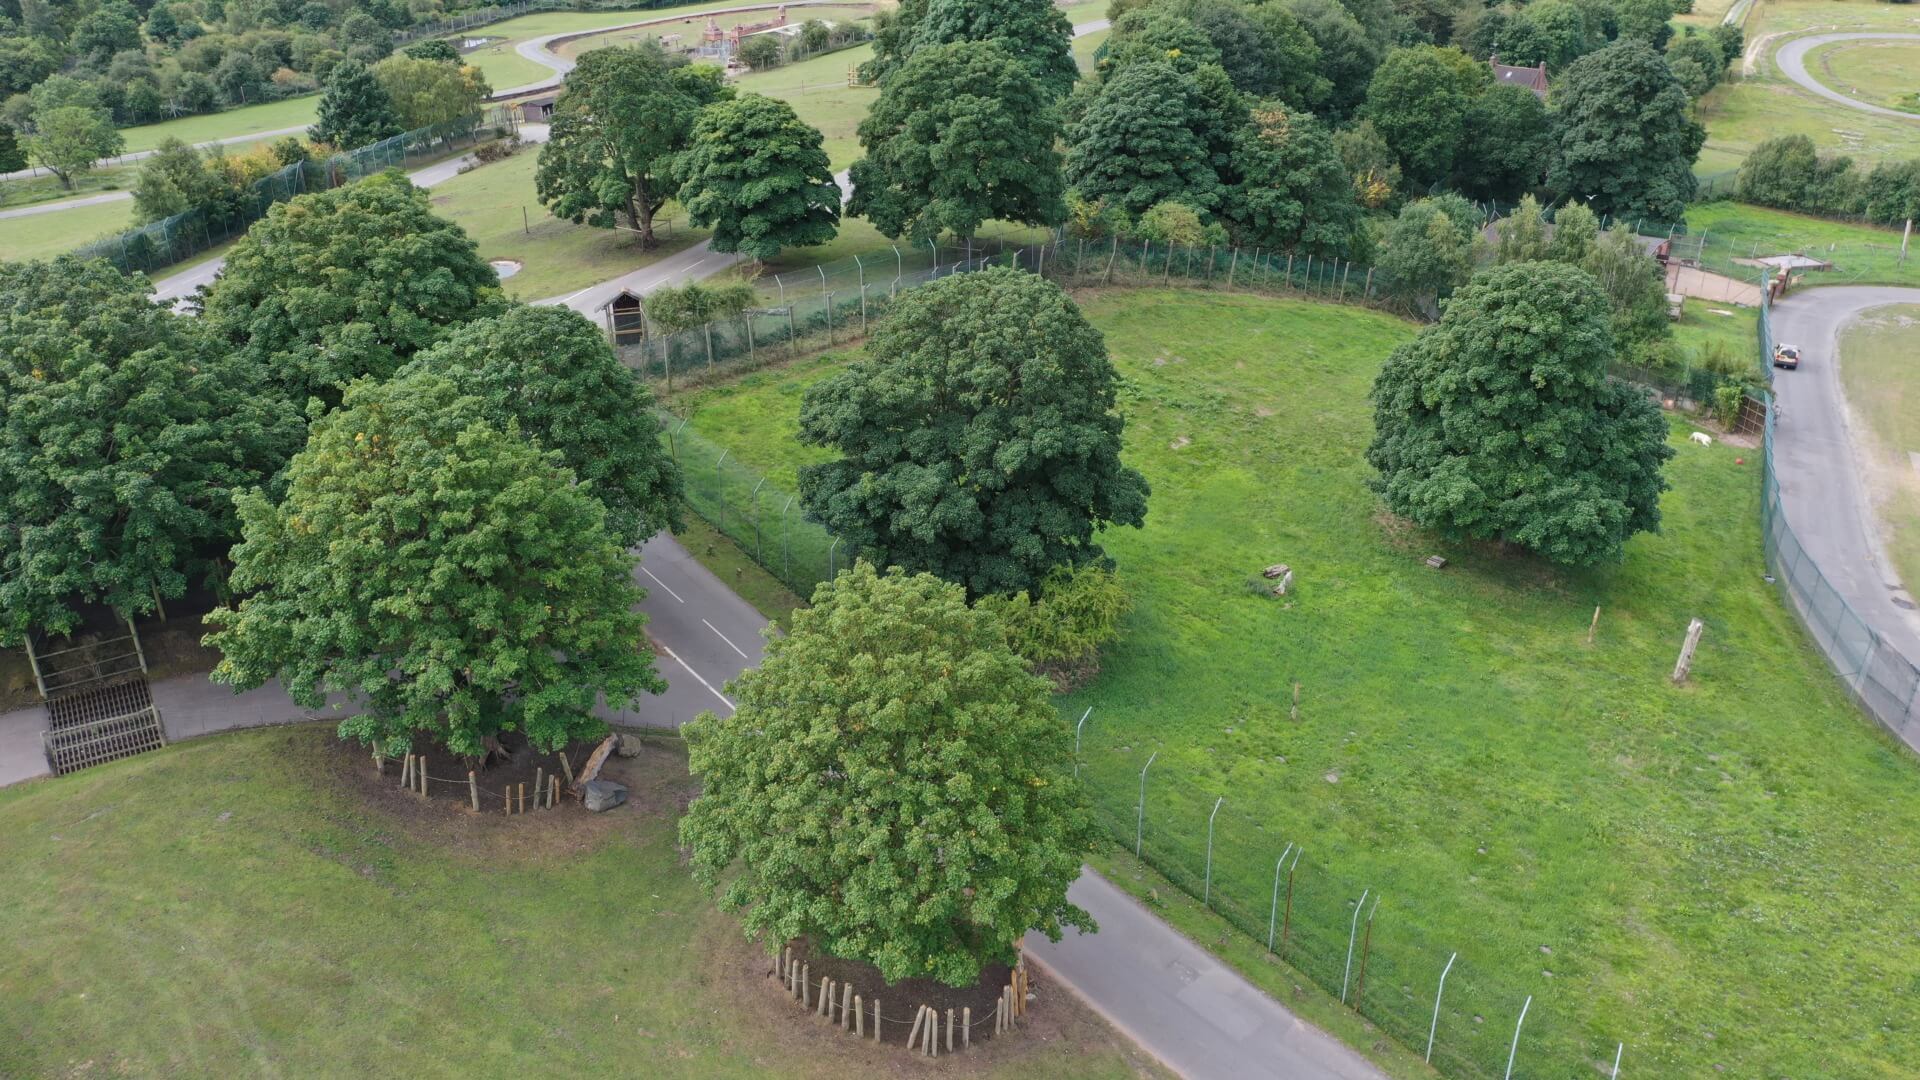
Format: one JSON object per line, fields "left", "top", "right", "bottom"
{"left": 582, "top": 780, "right": 627, "bottom": 813}
{"left": 614, "top": 733, "right": 644, "bottom": 758}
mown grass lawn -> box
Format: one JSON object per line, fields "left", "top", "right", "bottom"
{"left": 0, "top": 725, "right": 1162, "bottom": 1078}
{"left": 665, "top": 286, "right": 1920, "bottom": 1078}
{"left": 1685, "top": 200, "right": 1920, "bottom": 286}
{"left": 1804, "top": 37, "right": 1920, "bottom": 114}
{"left": 427, "top": 147, "right": 704, "bottom": 301}
{"left": 116, "top": 97, "right": 319, "bottom": 156}
{"left": 0, "top": 195, "right": 137, "bottom": 262}
{"left": 1837, "top": 303, "right": 1920, "bottom": 594}
{"left": 735, "top": 43, "right": 881, "bottom": 171}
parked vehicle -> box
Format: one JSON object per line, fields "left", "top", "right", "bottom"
{"left": 1773, "top": 344, "right": 1801, "bottom": 370}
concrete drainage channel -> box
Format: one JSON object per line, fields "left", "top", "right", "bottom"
{"left": 491, "top": 259, "right": 522, "bottom": 280}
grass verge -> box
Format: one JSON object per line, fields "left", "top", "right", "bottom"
{"left": 0, "top": 724, "right": 1166, "bottom": 1078}
{"left": 672, "top": 514, "right": 810, "bottom": 628}
{"left": 0, "top": 195, "right": 137, "bottom": 261}
{"left": 660, "top": 285, "right": 1920, "bottom": 1078}
{"left": 1837, "top": 303, "right": 1920, "bottom": 592}
{"left": 1686, "top": 200, "right": 1920, "bottom": 287}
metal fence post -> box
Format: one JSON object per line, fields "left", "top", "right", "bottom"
{"left": 781, "top": 495, "right": 795, "bottom": 583}
{"left": 1341, "top": 888, "right": 1370, "bottom": 1002}
{"left": 828, "top": 536, "right": 842, "bottom": 580}
{"left": 1267, "top": 843, "right": 1294, "bottom": 952}
{"left": 1073, "top": 707, "right": 1091, "bottom": 778}
{"left": 1426, "top": 952, "right": 1456, "bottom": 1063}
{"left": 750, "top": 478, "right": 766, "bottom": 560}
{"left": 1505, "top": 996, "right": 1532, "bottom": 1080}
{"left": 1610, "top": 1042, "right": 1624, "bottom": 1080}
{"left": 1281, "top": 845, "right": 1301, "bottom": 950}
{"left": 1203, "top": 797, "right": 1225, "bottom": 906}
{"left": 1134, "top": 751, "right": 1158, "bottom": 856}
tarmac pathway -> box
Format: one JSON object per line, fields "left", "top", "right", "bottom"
{"left": 1774, "top": 33, "right": 1920, "bottom": 121}
{"left": 1770, "top": 285, "right": 1920, "bottom": 754}
{"left": 0, "top": 189, "right": 132, "bottom": 220}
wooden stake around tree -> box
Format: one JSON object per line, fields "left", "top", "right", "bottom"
{"left": 841, "top": 982, "right": 852, "bottom": 1029}
{"left": 517, "top": 782, "right": 525, "bottom": 814}
{"left": 1672, "top": 617, "right": 1705, "bottom": 684}
{"left": 534, "top": 768, "right": 544, "bottom": 804}
{"left": 946, "top": 1007, "right": 954, "bottom": 1051}
{"left": 1588, "top": 605, "right": 1602, "bottom": 645}
{"left": 907, "top": 1005, "right": 926, "bottom": 1050}
{"left": 963, "top": 1007, "right": 970, "bottom": 1048}
{"left": 1291, "top": 681, "right": 1301, "bottom": 722}
{"left": 558, "top": 751, "right": 574, "bottom": 787}
{"left": 468, "top": 771, "right": 479, "bottom": 812}
{"left": 854, "top": 994, "right": 863, "bottom": 1037}
{"left": 419, "top": 757, "right": 428, "bottom": 797}
{"left": 801, "top": 964, "right": 809, "bottom": 1008}
{"left": 873, "top": 999, "right": 881, "bottom": 1042}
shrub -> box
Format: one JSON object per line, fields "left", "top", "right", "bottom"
{"left": 976, "top": 564, "right": 1133, "bottom": 688}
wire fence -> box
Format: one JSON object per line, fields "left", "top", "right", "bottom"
{"left": 1071, "top": 736, "right": 1622, "bottom": 1080}
{"left": 1756, "top": 287, "right": 1920, "bottom": 749}
{"left": 71, "top": 108, "right": 518, "bottom": 277}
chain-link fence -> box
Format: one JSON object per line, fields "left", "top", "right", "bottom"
{"left": 1756, "top": 288, "right": 1920, "bottom": 748}
{"left": 1073, "top": 738, "right": 1623, "bottom": 1079}
{"left": 72, "top": 108, "right": 517, "bottom": 278}
{"left": 665, "top": 417, "right": 845, "bottom": 600}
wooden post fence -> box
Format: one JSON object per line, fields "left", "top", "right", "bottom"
{"left": 468, "top": 771, "right": 479, "bottom": 812}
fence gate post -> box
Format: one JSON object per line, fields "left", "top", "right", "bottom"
{"left": 1203, "top": 797, "right": 1225, "bottom": 906}
{"left": 1226, "top": 248, "right": 1239, "bottom": 287}
{"left": 1504, "top": 996, "right": 1532, "bottom": 1080}
{"left": 1134, "top": 751, "right": 1158, "bottom": 856}
{"left": 1267, "top": 842, "right": 1294, "bottom": 952}
{"left": 1426, "top": 952, "right": 1456, "bottom": 1063}
{"left": 1341, "top": 888, "right": 1370, "bottom": 1002}
{"left": 1104, "top": 235, "right": 1120, "bottom": 285}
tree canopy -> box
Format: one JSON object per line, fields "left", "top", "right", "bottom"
{"left": 1548, "top": 39, "right": 1705, "bottom": 225}
{"left": 536, "top": 44, "right": 731, "bottom": 248}
{"left": 0, "top": 257, "right": 302, "bottom": 645}
{"left": 914, "top": 0, "right": 1078, "bottom": 99}
{"left": 206, "top": 372, "right": 664, "bottom": 758}
{"left": 674, "top": 93, "right": 841, "bottom": 262}
{"left": 798, "top": 268, "right": 1148, "bottom": 598}
{"left": 26, "top": 104, "right": 122, "bottom": 189}
{"left": 1367, "top": 261, "right": 1674, "bottom": 566}
{"left": 399, "top": 305, "right": 685, "bottom": 548}
{"left": 199, "top": 171, "right": 501, "bottom": 410}
{"left": 1453, "top": 81, "right": 1551, "bottom": 202}
{"left": 371, "top": 53, "right": 490, "bottom": 130}
{"left": 1066, "top": 59, "right": 1227, "bottom": 219}
{"left": 1377, "top": 194, "right": 1480, "bottom": 317}
{"left": 309, "top": 58, "right": 404, "bottom": 149}
{"left": 848, "top": 40, "right": 1065, "bottom": 242}
{"left": 1362, "top": 44, "right": 1487, "bottom": 189}
{"left": 1225, "top": 101, "right": 1361, "bottom": 257}
{"left": 679, "top": 561, "right": 1100, "bottom": 987}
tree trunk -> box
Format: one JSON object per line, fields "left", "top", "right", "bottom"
{"left": 629, "top": 177, "right": 656, "bottom": 250}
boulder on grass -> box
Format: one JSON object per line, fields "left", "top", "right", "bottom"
{"left": 582, "top": 780, "right": 628, "bottom": 812}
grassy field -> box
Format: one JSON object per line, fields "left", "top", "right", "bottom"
{"left": 1698, "top": 0, "right": 1920, "bottom": 174}
{"left": 0, "top": 195, "right": 137, "bottom": 262}
{"left": 1837, "top": 303, "right": 1920, "bottom": 593}
{"left": 0, "top": 162, "right": 136, "bottom": 210}
{"left": 663, "top": 286, "right": 1920, "bottom": 1078}
{"left": 735, "top": 43, "right": 880, "bottom": 170}
{"left": 1684, "top": 200, "right": 1920, "bottom": 286}
{"left": 0, "top": 725, "right": 1163, "bottom": 1077}
{"left": 426, "top": 147, "right": 704, "bottom": 301}
{"left": 116, "top": 97, "right": 319, "bottom": 156}
{"left": 1803, "top": 37, "right": 1920, "bottom": 114}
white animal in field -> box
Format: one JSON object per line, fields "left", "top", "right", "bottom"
{"left": 1689, "top": 432, "right": 1713, "bottom": 446}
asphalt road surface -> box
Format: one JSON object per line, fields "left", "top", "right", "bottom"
{"left": 1773, "top": 33, "right": 1920, "bottom": 120}
{"left": 1770, "top": 285, "right": 1920, "bottom": 749}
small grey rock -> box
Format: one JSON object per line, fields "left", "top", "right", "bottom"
{"left": 614, "top": 734, "right": 644, "bottom": 758}
{"left": 583, "top": 780, "right": 628, "bottom": 812}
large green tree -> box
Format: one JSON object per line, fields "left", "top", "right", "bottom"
{"left": 1284, "top": 0, "right": 1380, "bottom": 119}
{"left": 1362, "top": 44, "right": 1487, "bottom": 189}
{"left": 914, "top": 0, "right": 1078, "bottom": 99}
{"left": 27, "top": 105, "right": 122, "bottom": 189}
{"left": 679, "top": 561, "right": 1101, "bottom": 987}
{"left": 798, "top": 268, "right": 1148, "bottom": 598}
{"left": 1548, "top": 39, "right": 1704, "bottom": 225}
{"left": 398, "top": 305, "right": 685, "bottom": 548}
{"left": 1367, "top": 261, "right": 1674, "bottom": 566}
{"left": 1453, "top": 81, "right": 1552, "bottom": 202}
{"left": 308, "top": 58, "right": 404, "bottom": 149}
{"left": 199, "top": 171, "right": 501, "bottom": 409}
{"left": 206, "top": 372, "right": 664, "bottom": 758}
{"left": 535, "top": 44, "right": 730, "bottom": 248}
{"left": 1225, "top": 101, "right": 1360, "bottom": 257}
{"left": 847, "top": 40, "right": 1065, "bottom": 242}
{"left": 1377, "top": 194, "right": 1480, "bottom": 317}
{"left": 0, "top": 123, "right": 27, "bottom": 174}
{"left": 1066, "top": 59, "right": 1227, "bottom": 218}
{"left": 674, "top": 93, "right": 841, "bottom": 262}
{"left": 0, "top": 257, "right": 302, "bottom": 645}
{"left": 371, "top": 53, "right": 490, "bottom": 130}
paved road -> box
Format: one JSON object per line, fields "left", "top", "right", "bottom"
{"left": 1774, "top": 33, "right": 1920, "bottom": 120}
{"left": 150, "top": 123, "right": 550, "bottom": 305}
{"left": 0, "top": 189, "right": 133, "bottom": 220}
{"left": 1027, "top": 872, "right": 1385, "bottom": 1080}
{"left": 1771, "top": 286, "right": 1920, "bottom": 753}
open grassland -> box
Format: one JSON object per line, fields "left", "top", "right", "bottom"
{"left": 735, "top": 44, "right": 879, "bottom": 170}
{"left": 1685, "top": 200, "right": 1920, "bottom": 286}
{"left": 0, "top": 196, "right": 138, "bottom": 262}
{"left": 1837, "top": 303, "right": 1920, "bottom": 593}
{"left": 116, "top": 97, "right": 318, "bottom": 156}
{"left": 1699, "top": 0, "right": 1920, "bottom": 173}
{"left": 1804, "top": 37, "right": 1920, "bottom": 113}
{"left": 427, "top": 147, "right": 703, "bottom": 301}
{"left": 667, "top": 286, "right": 1920, "bottom": 1078}
{"left": 0, "top": 725, "right": 1161, "bottom": 1077}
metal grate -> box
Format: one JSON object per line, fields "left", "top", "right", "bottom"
{"left": 42, "top": 679, "right": 166, "bottom": 776}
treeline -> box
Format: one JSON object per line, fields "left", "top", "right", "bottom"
{"left": 735, "top": 16, "right": 871, "bottom": 70}
{"left": 1737, "top": 134, "right": 1920, "bottom": 227}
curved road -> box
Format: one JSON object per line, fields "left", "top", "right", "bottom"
{"left": 1774, "top": 32, "right": 1920, "bottom": 120}
{"left": 1771, "top": 286, "right": 1920, "bottom": 753}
